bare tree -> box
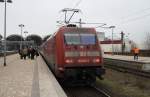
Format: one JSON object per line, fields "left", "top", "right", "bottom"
{"left": 43, "top": 34, "right": 51, "bottom": 42}
{"left": 0, "top": 34, "right": 2, "bottom": 40}
{"left": 144, "top": 32, "right": 150, "bottom": 50}
{"left": 0, "top": 35, "right": 2, "bottom": 51}
{"left": 130, "top": 40, "right": 137, "bottom": 49}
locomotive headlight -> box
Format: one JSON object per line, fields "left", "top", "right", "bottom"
{"left": 65, "top": 59, "right": 73, "bottom": 63}
{"left": 93, "top": 58, "right": 100, "bottom": 63}
{"left": 58, "top": 67, "right": 64, "bottom": 71}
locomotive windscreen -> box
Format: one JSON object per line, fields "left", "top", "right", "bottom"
{"left": 64, "top": 34, "right": 80, "bottom": 45}
{"left": 80, "top": 34, "right": 96, "bottom": 45}
{"left": 64, "top": 33, "right": 96, "bottom": 45}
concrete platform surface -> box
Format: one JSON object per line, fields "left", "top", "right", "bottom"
{"left": 0, "top": 54, "right": 67, "bottom": 97}
{"left": 104, "top": 54, "right": 150, "bottom": 63}
{"left": 104, "top": 54, "right": 150, "bottom": 71}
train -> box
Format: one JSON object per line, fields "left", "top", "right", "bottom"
{"left": 41, "top": 24, "right": 105, "bottom": 84}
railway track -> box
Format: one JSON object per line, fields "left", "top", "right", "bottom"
{"left": 64, "top": 85, "right": 111, "bottom": 97}
{"left": 104, "top": 62, "right": 150, "bottom": 78}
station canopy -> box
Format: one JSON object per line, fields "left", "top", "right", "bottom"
{"left": 5, "top": 34, "right": 24, "bottom": 51}
{"left": 6, "top": 34, "right": 24, "bottom": 41}
{"left": 26, "top": 34, "right": 42, "bottom": 46}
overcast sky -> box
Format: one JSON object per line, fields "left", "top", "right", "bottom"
{"left": 0, "top": 0, "right": 150, "bottom": 48}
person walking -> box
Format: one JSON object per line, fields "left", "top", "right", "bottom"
{"left": 133, "top": 47, "right": 140, "bottom": 60}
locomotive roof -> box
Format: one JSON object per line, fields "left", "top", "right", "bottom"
{"left": 42, "top": 26, "right": 97, "bottom": 44}
{"left": 59, "top": 26, "right": 96, "bottom": 32}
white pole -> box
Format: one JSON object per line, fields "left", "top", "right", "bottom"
{"left": 4, "top": 0, "right": 7, "bottom": 66}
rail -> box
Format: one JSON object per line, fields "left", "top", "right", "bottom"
{"left": 64, "top": 85, "right": 111, "bottom": 97}
{"left": 90, "top": 85, "right": 111, "bottom": 97}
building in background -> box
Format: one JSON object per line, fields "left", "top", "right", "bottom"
{"left": 96, "top": 32, "right": 105, "bottom": 41}
{"left": 97, "top": 31, "right": 132, "bottom": 53}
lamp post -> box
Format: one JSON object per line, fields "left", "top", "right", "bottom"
{"left": 98, "top": 25, "right": 116, "bottom": 55}
{"left": 24, "top": 31, "right": 28, "bottom": 38}
{"left": 24, "top": 31, "right": 28, "bottom": 46}
{"left": 0, "top": 0, "right": 12, "bottom": 66}
{"left": 109, "top": 26, "right": 115, "bottom": 55}
{"left": 18, "top": 24, "right": 24, "bottom": 50}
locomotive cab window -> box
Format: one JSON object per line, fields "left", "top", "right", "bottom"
{"left": 64, "top": 33, "right": 80, "bottom": 45}
{"left": 80, "top": 34, "right": 96, "bottom": 45}
{"left": 64, "top": 33, "right": 97, "bottom": 45}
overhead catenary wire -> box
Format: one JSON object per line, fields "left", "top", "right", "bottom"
{"left": 120, "top": 7, "right": 150, "bottom": 24}
{"left": 113, "top": 8, "right": 150, "bottom": 32}
{"left": 73, "top": 0, "right": 83, "bottom": 8}
{"left": 122, "top": 7, "right": 150, "bottom": 20}
{"left": 122, "top": 13, "right": 150, "bottom": 23}
{"left": 56, "top": 0, "right": 77, "bottom": 25}
{"left": 57, "top": 0, "right": 83, "bottom": 25}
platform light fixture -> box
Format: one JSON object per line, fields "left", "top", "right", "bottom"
{"left": 19, "top": 24, "right": 25, "bottom": 50}
{"left": 24, "top": 31, "right": 28, "bottom": 46}
{"left": 98, "top": 25, "right": 116, "bottom": 55}
{"left": 24, "top": 31, "right": 28, "bottom": 38}
{"left": 109, "top": 26, "right": 115, "bottom": 55}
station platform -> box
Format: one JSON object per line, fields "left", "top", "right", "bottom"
{"left": 103, "top": 54, "right": 150, "bottom": 71}
{"left": 0, "top": 54, "right": 67, "bottom": 97}
{"left": 104, "top": 54, "right": 150, "bottom": 63}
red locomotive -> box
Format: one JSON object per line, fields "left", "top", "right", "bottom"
{"left": 41, "top": 24, "right": 105, "bottom": 84}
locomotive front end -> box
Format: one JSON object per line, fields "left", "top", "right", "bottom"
{"left": 60, "top": 27, "right": 105, "bottom": 84}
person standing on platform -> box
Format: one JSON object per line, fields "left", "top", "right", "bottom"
{"left": 31, "top": 48, "right": 36, "bottom": 60}
{"left": 35, "top": 49, "right": 39, "bottom": 57}
{"left": 27, "top": 47, "right": 31, "bottom": 59}
{"left": 133, "top": 47, "right": 140, "bottom": 60}
{"left": 23, "top": 47, "right": 28, "bottom": 60}
{"left": 18, "top": 49, "right": 23, "bottom": 59}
